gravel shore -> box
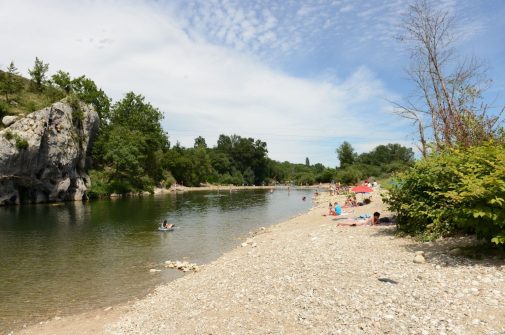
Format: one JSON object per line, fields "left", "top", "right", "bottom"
{"left": 18, "top": 191, "right": 505, "bottom": 335}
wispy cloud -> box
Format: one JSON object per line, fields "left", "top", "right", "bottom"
{"left": 0, "top": 0, "right": 500, "bottom": 166}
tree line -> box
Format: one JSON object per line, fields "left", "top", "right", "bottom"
{"left": 1, "top": 57, "right": 414, "bottom": 197}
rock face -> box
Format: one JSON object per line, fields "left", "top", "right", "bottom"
{"left": 0, "top": 100, "right": 99, "bottom": 205}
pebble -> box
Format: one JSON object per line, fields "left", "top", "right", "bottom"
{"left": 100, "top": 193, "right": 505, "bottom": 335}
{"left": 413, "top": 254, "right": 426, "bottom": 264}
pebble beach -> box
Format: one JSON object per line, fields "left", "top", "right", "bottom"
{"left": 17, "top": 190, "right": 505, "bottom": 335}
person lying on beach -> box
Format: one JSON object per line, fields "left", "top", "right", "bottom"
{"left": 335, "top": 212, "right": 381, "bottom": 226}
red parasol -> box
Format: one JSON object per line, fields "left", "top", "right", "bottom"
{"left": 350, "top": 185, "right": 373, "bottom": 193}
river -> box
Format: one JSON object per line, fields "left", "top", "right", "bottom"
{"left": 0, "top": 189, "right": 313, "bottom": 332}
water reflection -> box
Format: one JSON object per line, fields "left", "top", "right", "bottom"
{"left": 0, "top": 189, "right": 312, "bottom": 332}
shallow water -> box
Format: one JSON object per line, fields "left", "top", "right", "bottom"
{"left": 0, "top": 189, "right": 313, "bottom": 332}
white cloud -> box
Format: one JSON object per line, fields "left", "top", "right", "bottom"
{"left": 1, "top": 0, "right": 415, "bottom": 167}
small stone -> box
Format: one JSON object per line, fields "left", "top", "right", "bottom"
{"left": 251, "top": 242, "right": 257, "bottom": 248}
{"left": 415, "top": 251, "right": 425, "bottom": 256}
{"left": 149, "top": 269, "right": 161, "bottom": 273}
{"left": 449, "top": 248, "right": 463, "bottom": 256}
{"left": 471, "top": 319, "right": 480, "bottom": 325}
{"left": 436, "top": 265, "right": 441, "bottom": 270}
{"left": 2, "top": 115, "right": 18, "bottom": 127}
{"left": 413, "top": 254, "right": 426, "bottom": 264}
{"left": 241, "top": 243, "right": 248, "bottom": 247}
{"left": 104, "top": 306, "right": 113, "bottom": 311}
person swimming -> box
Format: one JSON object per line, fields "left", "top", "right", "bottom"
{"left": 161, "top": 220, "right": 174, "bottom": 229}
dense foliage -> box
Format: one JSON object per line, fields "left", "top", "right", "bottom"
{"left": 386, "top": 143, "right": 505, "bottom": 245}
{"left": 335, "top": 142, "right": 415, "bottom": 185}
{"left": 1, "top": 57, "right": 415, "bottom": 197}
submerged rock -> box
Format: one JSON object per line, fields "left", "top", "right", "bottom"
{"left": 0, "top": 100, "right": 99, "bottom": 205}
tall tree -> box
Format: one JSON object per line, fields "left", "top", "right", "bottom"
{"left": 28, "top": 57, "right": 49, "bottom": 92}
{"left": 336, "top": 141, "right": 356, "bottom": 168}
{"left": 396, "top": 0, "right": 503, "bottom": 154}
{"left": 305, "top": 157, "right": 310, "bottom": 167}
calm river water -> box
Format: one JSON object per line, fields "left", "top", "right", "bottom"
{"left": 0, "top": 189, "right": 313, "bottom": 332}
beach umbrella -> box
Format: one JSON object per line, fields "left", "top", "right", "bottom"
{"left": 350, "top": 185, "right": 373, "bottom": 193}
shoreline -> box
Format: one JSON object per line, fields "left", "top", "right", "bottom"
{"left": 16, "top": 191, "right": 505, "bottom": 335}
{"left": 152, "top": 184, "right": 321, "bottom": 195}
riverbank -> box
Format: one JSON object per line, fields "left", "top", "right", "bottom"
{"left": 152, "top": 184, "right": 320, "bottom": 194}
{"left": 16, "top": 191, "right": 505, "bottom": 335}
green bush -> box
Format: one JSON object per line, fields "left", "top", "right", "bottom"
{"left": 294, "top": 173, "right": 316, "bottom": 185}
{"left": 4, "top": 130, "right": 14, "bottom": 140}
{"left": 0, "top": 100, "right": 10, "bottom": 118}
{"left": 335, "top": 167, "right": 364, "bottom": 185}
{"left": 15, "top": 136, "right": 28, "bottom": 150}
{"left": 3, "top": 131, "right": 28, "bottom": 150}
{"left": 386, "top": 143, "right": 505, "bottom": 244}
{"left": 162, "top": 170, "right": 176, "bottom": 188}
{"left": 87, "top": 170, "right": 110, "bottom": 199}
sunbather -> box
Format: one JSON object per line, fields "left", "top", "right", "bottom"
{"left": 336, "top": 212, "right": 380, "bottom": 226}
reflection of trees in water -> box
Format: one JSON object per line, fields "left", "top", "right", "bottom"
{"left": 172, "top": 190, "right": 269, "bottom": 213}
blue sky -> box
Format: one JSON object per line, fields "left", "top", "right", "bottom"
{"left": 1, "top": 0, "right": 504, "bottom": 166}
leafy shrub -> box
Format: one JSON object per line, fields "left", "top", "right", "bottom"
{"left": 4, "top": 130, "right": 14, "bottom": 140}
{"left": 162, "top": 171, "right": 176, "bottom": 188}
{"left": 386, "top": 143, "right": 505, "bottom": 244}
{"left": 15, "top": 136, "right": 28, "bottom": 150}
{"left": 335, "top": 167, "right": 364, "bottom": 185}
{"left": 67, "top": 94, "right": 84, "bottom": 126}
{"left": 294, "top": 173, "right": 316, "bottom": 185}
{"left": 219, "top": 172, "right": 244, "bottom": 186}
{"left": 0, "top": 100, "right": 10, "bottom": 118}
{"left": 3, "top": 131, "right": 28, "bottom": 149}
{"left": 87, "top": 170, "right": 110, "bottom": 199}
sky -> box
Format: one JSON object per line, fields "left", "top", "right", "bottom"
{"left": 1, "top": 0, "right": 504, "bottom": 167}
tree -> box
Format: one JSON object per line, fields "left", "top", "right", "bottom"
{"left": 28, "top": 57, "right": 49, "bottom": 92}
{"left": 71, "top": 76, "right": 110, "bottom": 120}
{"left": 396, "top": 0, "right": 503, "bottom": 154}
{"left": 51, "top": 70, "right": 72, "bottom": 93}
{"left": 305, "top": 157, "right": 310, "bottom": 166}
{"left": 357, "top": 144, "right": 414, "bottom": 166}
{"left": 194, "top": 136, "right": 207, "bottom": 149}
{"left": 0, "top": 61, "right": 24, "bottom": 102}
{"left": 336, "top": 141, "right": 356, "bottom": 168}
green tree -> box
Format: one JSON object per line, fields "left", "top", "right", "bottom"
{"left": 194, "top": 136, "right": 207, "bottom": 149}
{"left": 0, "top": 61, "right": 23, "bottom": 103}
{"left": 51, "top": 70, "right": 72, "bottom": 93}
{"left": 336, "top": 141, "right": 356, "bottom": 168}
{"left": 71, "top": 76, "right": 110, "bottom": 120}
{"left": 28, "top": 57, "right": 49, "bottom": 92}
{"left": 0, "top": 61, "right": 24, "bottom": 102}
{"left": 305, "top": 157, "right": 310, "bottom": 166}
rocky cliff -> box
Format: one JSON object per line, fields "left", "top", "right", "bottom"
{"left": 0, "top": 100, "right": 99, "bottom": 205}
